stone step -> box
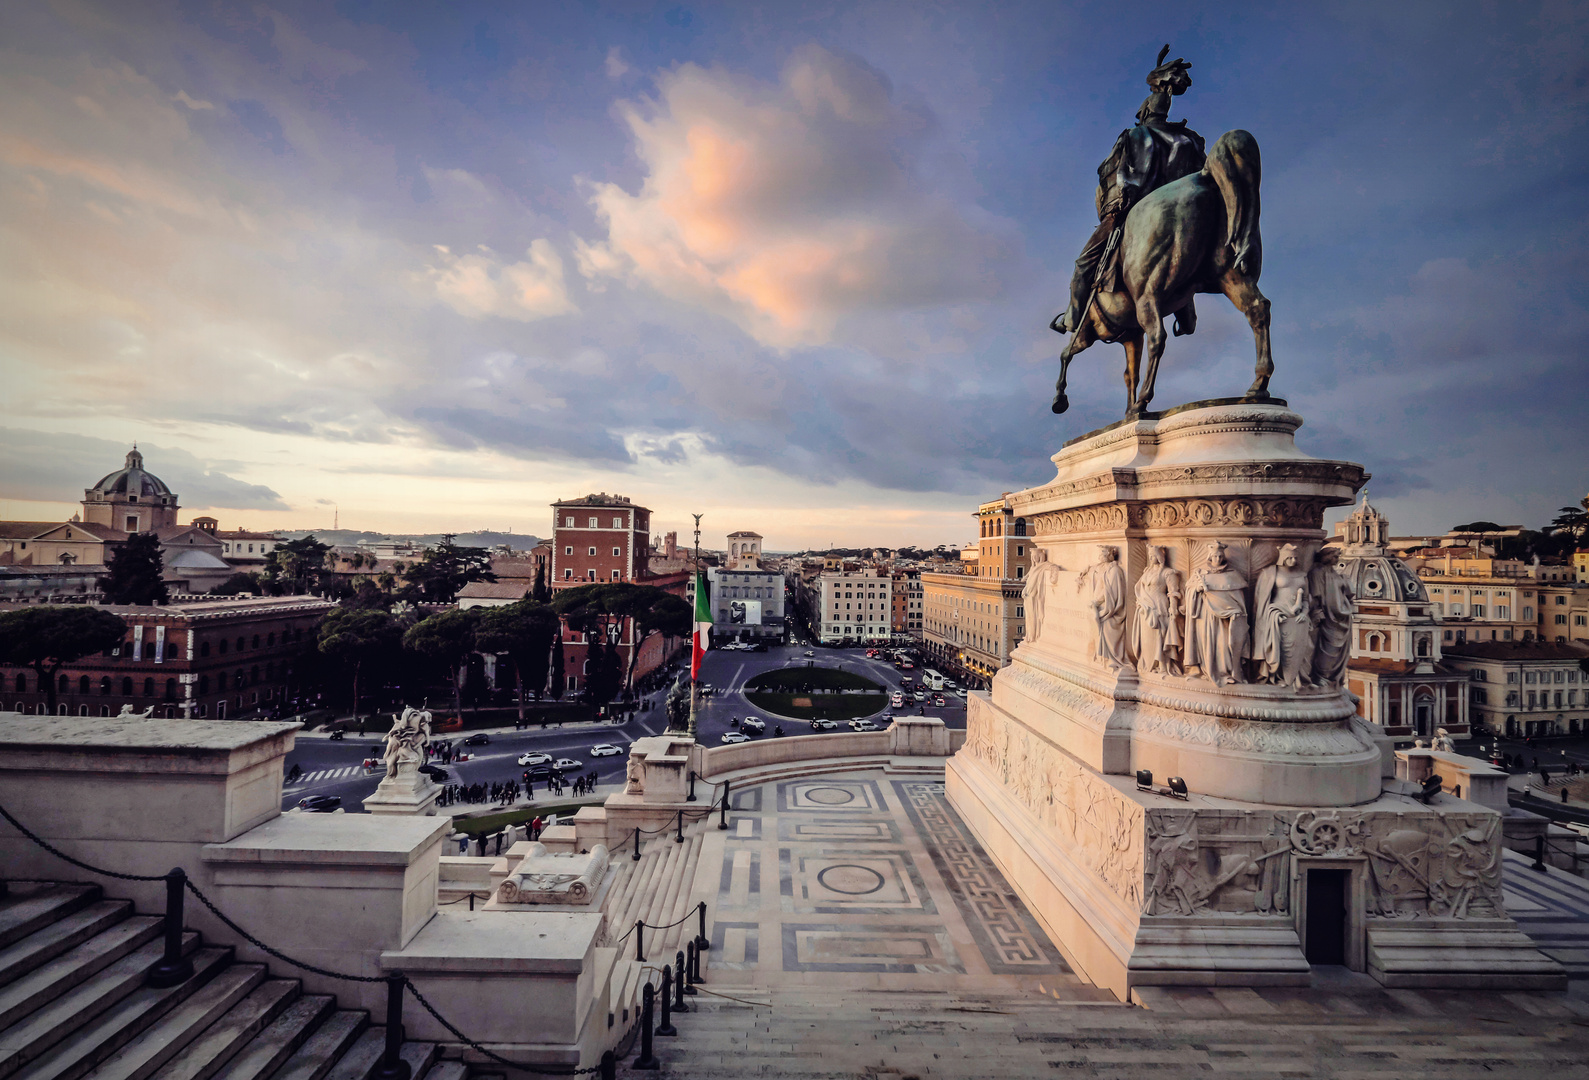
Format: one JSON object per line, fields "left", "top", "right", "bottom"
{"left": 149, "top": 980, "right": 301, "bottom": 1080}
{"left": 0, "top": 888, "right": 101, "bottom": 952}
{"left": 418, "top": 1062, "right": 465, "bottom": 1080}
{"left": 5, "top": 945, "right": 230, "bottom": 1080}
{"left": 0, "top": 933, "right": 202, "bottom": 1080}
{"left": 264, "top": 1009, "right": 366, "bottom": 1080}
{"left": 0, "top": 917, "right": 165, "bottom": 1031}
{"left": 77, "top": 964, "right": 267, "bottom": 1080}
{"left": 0, "top": 902, "right": 133, "bottom": 990}
{"left": 209, "top": 995, "right": 334, "bottom": 1080}
{"left": 315, "top": 1030, "right": 382, "bottom": 1080}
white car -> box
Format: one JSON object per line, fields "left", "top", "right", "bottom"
{"left": 849, "top": 719, "right": 880, "bottom": 731}
{"left": 720, "top": 732, "right": 751, "bottom": 744}
{"left": 518, "top": 752, "right": 552, "bottom": 767}
{"left": 890, "top": 692, "right": 905, "bottom": 708}
{"left": 741, "top": 717, "right": 766, "bottom": 733}
{"left": 553, "top": 758, "right": 582, "bottom": 771}
{"left": 810, "top": 718, "right": 838, "bottom": 730}
{"left": 590, "top": 744, "right": 623, "bottom": 757}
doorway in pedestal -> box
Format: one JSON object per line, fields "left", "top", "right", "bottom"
{"left": 1304, "top": 869, "right": 1349, "bottom": 966}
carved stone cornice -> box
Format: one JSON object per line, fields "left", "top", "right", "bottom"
{"left": 1027, "top": 496, "right": 1339, "bottom": 538}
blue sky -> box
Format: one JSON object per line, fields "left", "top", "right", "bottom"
{"left": 1, "top": 1, "right": 1585, "bottom": 548}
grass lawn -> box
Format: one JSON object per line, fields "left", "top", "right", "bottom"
{"left": 332, "top": 702, "right": 603, "bottom": 736}
{"left": 745, "top": 667, "right": 884, "bottom": 693}
{"left": 449, "top": 801, "right": 594, "bottom": 836}
{"left": 744, "top": 691, "right": 889, "bottom": 722}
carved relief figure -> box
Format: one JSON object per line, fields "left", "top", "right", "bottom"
{"left": 1144, "top": 828, "right": 1203, "bottom": 915}
{"left": 1431, "top": 817, "right": 1502, "bottom": 919}
{"left": 1020, "top": 548, "right": 1067, "bottom": 645}
{"left": 1184, "top": 542, "right": 1249, "bottom": 685}
{"left": 1076, "top": 545, "right": 1131, "bottom": 670}
{"left": 1252, "top": 544, "right": 1315, "bottom": 687}
{"left": 382, "top": 706, "right": 432, "bottom": 781}
{"left": 115, "top": 703, "right": 157, "bottom": 720}
{"left": 1130, "top": 545, "right": 1182, "bottom": 674}
{"left": 1308, "top": 547, "right": 1354, "bottom": 686}
{"left": 624, "top": 752, "right": 645, "bottom": 795}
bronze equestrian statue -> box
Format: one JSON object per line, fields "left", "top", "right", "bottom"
{"left": 1051, "top": 47, "right": 1272, "bottom": 417}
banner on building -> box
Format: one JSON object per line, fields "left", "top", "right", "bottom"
{"left": 729, "top": 600, "right": 762, "bottom": 625}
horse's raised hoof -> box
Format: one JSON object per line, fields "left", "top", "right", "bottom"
{"left": 1051, "top": 393, "right": 1069, "bottom": 415}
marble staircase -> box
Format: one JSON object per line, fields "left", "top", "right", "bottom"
{"left": 0, "top": 881, "right": 453, "bottom": 1080}
{"left": 601, "top": 818, "right": 710, "bottom": 967}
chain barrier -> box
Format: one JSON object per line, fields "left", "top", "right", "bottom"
{"left": 182, "top": 878, "right": 388, "bottom": 983}
{"left": 0, "top": 803, "right": 168, "bottom": 883}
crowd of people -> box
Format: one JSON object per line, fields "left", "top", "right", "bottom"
{"left": 433, "top": 770, "right": 603, "bottom": 808}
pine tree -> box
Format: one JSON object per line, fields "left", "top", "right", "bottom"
{"left": 102, "top": 533, "right": 168, "bottom": 605}
{"left": 532, "top": 563, "right": 550, "bottom": 603}
{"left": 549, "top": 629, "right": 566, "bottom": 700}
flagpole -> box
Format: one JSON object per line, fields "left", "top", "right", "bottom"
{"left": 689, "top": 513, "right": 702, "bottom": 740}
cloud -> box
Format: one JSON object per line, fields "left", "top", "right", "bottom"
{"left": 0, "top": 429, "right": 288, "bottom": 512}
{"left": 604, "top": 46, "right": 629, "bottom": 79}
{"left": 577, "top": 45, "right": 1017, "bottom": 347}
{"left": 429, "top": 240, "right": 576, "bottom": 321}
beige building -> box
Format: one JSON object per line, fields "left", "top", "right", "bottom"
{"left": 815, "top": 569, "right": 892, "bottom": 644}
{"left": 921, "top": 495, "right": 1032, "bottom": 686}
{"left": 1442, "top": 640, "right": 1589, "bottom": 738}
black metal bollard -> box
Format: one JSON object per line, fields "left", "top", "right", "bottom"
{"left": 600, "top": 1050, "right": 616, "bottom": 1079}
{"left": 718, "top": 780, "right": 730, "bottom": 830}
{"left": 675, "top": 809, "right": 684, "bottom": 843}
{"left": 371, "top": 974, "right": 411, "bottom": 1080}
{"left": 656, "top": 965, "right": 677, "bottom": 1035}
{"left": 632, "top": 827, "right": 642, "bottom": 862}
{"left": 687, "top": 770, "right": 697, "bottom": 802}
{"left": 696, "top": 900, "right": 710, "bottom": 952}
{"left": 1533, "top": 834, "right": 1550, "bottom": 873}
{"left": 146, "top": 868, "right": 194, "bottom": 988}
{"left": 676, "top": 948, "right": 693, "bottom": 1003}
{"left": 468, "top": 892, "right": 474, "bottom": 911}
{"left": 634, "top": 983, "right": 659, "bottom": 1069}
{"left": 686, "top": 941, "right": 701, "bottom": 992}
{"left": 635, "top": 919, "right": 646, "bottom": 962}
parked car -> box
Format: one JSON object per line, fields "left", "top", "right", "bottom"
{"left": 518, "top": 752, "right": 552, "bottom": 766}
{"left": 720, "top": 732, "right": 751, "bottom": 744}
{"left": 524, "top": 765, "right": 559, "bottom": 781}
{"left": 849, "top": 720, "right": 880, "bottom": 732}
{"left": 553, "top": 757, "right": 583, "bottom": 771}
{"left": 298, "top": 795, "right": 341, "bottom": 813}
{"left": 464, "top": 733, "right": 491, "bottom": 746}
{"left": 810, "top": 718, "right": 838, "bottom": 730}
{"left": 741, "top": 717, "right": 766, "bottom": 733}
{"left": 590, "top": 744, "right": 623, "bottom": 757}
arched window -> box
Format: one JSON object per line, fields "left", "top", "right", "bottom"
{"left": 14, "top": 674, "right": 24, "bottom": 693}
{"left": 199, "top": 675, "right": 209, "bottom": 695}
{"left": 100, "top": 676, "right": 111, "bottom": 694}
{"left": 236, "top": 637, "right": 245, "bottom": 652}
{"left": 235, "top": 670, "right": 245, "bottom": 689}
{"left": 79, "top": 675, "right": 90, "bottom": 694}
{"left": 252, "top": 635, "right": 260, "bottom": 649}
{"left": 164, "top": 641, "right": 177, "bottom": 660}
{"left": 79, "top": 705, "right": 89, "bottom": 716}
{"left": 122, "top": 676, "right": 133, "bottom": 695}
{"left": 1416, "top": 637, "right": 1430, "bottom": 658}
{"left": 201, "top": 641, "right": 210, "bottom": 657}
{"left": 267, "top": 632, "right": 275, "bottom": 647}
{"left": 58, "top": 673, "right": 69, "bottom": 693}
{"left": 143, "top": 677, "right": 155, "bottom": 697}
{"left": 165, "top": 679, "right": 177, "bottom": 700}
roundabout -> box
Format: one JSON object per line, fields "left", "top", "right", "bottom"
{"left": 742, "top": 665, "right": 890, "bottom": 723}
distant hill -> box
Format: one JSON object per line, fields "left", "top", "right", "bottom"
{"left": 271, "top": 529, "right": 542, "bottom": 551}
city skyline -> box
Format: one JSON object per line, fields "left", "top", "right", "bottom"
{"left": 1, "top": 2, "right": 1585, "bottom": 548}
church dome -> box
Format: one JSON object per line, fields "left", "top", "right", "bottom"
{"left": 1334, "top": 551, "right": 1427, "bottom": 603}
{"left": 90, "top": 448, "right": 172, "bottom": 499}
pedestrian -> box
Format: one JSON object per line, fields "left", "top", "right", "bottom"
{"left": 458, "top": 836, "right": 468, "bottom": 855}
{"left": 531, "top": 815, "right": 543, "bottom": 839}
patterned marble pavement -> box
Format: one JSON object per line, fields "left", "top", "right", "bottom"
{"left": 695, "top": 770, "right": 1104, "bottom": 998}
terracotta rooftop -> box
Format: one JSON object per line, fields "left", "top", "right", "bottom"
{"left": 1444, "top": 640, "right": 1589, "bottom": 661}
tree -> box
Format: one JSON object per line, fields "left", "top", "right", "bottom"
{"left": 474, "top": 601, "right": 558, "bottom": 722}
{"left": 318, "top": 607, "right": 402, "bottom": 721}
{"left": 402, "top": 608, "right": 480, "bottom": 717}
{"left": 267, "top": 536, "right": 332, "bottom": 595}
{"left": 552, "top": 583, "right": 692, "bottom": 693}
{"left": 0, "top": 606, "right": 128, "bottom": 714}
{"left": 583, "top": 626, "right": 623, "bottom": 707}
{"left": 401, "top": 535, "right": 495, "bottom": 603}
{"left": 102, "top": 533, "right": 168, "bottom": 606}
{"left": 549, "top": 631, "right": 565, "bottom": 700}
{"left": 1549, "top": 498, "right": 1589, "bottom": 540}
{"left": 532, "top": 563, "right": 550, "bottom": 603}
{"left": 1452, "top": 521, "right": 1505, "bottom": 533}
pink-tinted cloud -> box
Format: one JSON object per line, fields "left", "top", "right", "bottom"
{"left": 578, "top": 45, "right": 1016, "bottom": 347}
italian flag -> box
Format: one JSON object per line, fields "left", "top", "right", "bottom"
{"left": 691, "top": 570, "right": 712, "bottom": 679}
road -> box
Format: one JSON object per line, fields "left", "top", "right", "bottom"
{"left": 281, "top": 639, "right": 967, "bottom": 813}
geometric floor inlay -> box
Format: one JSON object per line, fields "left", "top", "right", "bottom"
{"left": 780, "top": 847, "right": 933, "bottom": 914}
{"left": 782, "top": 923, "right": 963, "bottom": 973}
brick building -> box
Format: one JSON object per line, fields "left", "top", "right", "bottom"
{"left": 550, "top": 494, "right": 651, "bottom": 588}
{"left": 0, "top": 596, "right": 334, "bottom": 720}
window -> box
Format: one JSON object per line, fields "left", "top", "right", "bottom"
{"left": 612, "top": 570, "right": 620, "bottom": 581}
{"left": 78, "top": 675, "right": 90, "bottom": 694}
{"left": 267, "top": 633, "right": 275, "bottom": 647}
{"left": 588, "top": 546, "right": 597, "bottom": 556}
{"left": 565, "top": 516, "right": 574, "bottom": 527}
{"left": 237, "top": 637, "right": 245, "bottom": 652}
{"left": 565, "top": 546, "right": 573, "bottom": 555}
{"left": 1558, "top": 595, "right": 1567, "bottom": 605}
{"left": 1472, "top": 604, "right": 1486, "bottom": 618}
{"left": 564, "top": 568, "right": 573, "bottom": 579}
{"left": 588, "top": 516, "right": 598, "bottom": 528}
{"left": 1527, "top": 672, "right": 1539, "bottom": 684}
{"left": 99, "top": 676, "right": 110, "bottom": 694}
{"left": 143, "top": 677, "right": 155, "bottom": 696}
{"left": 613, "top": 517, "right": 623, "bottom": 528}
{"left": 1577, "top": 615, "right": 1588, "bottom": 626}
{"left": 613, "top": 547, "right": 621, "bottom": 557}
{"left": 1497, "top": 605, "right": 1509, "bottom": 619}
{"left": 1557, "top": 614, "right": 1568, "bottom": 625}
{"left": 1524, "top": 606, "right": 1534, "bottom": 620}
{"left": 587, "top": 570, "right": 596, "bottom": 581}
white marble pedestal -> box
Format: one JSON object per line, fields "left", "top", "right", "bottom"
{"left": 946, "top": 400, "right": 1564, "bottom": 999}
{"left": 363, "top": 766, "right": 440, "bottom": 816}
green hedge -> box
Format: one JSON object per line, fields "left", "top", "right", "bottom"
{"left": 744, "top": 667, "right": 884, "bottom": 693}
{"left": 743, "top": 691, "right": 889, "bottom": 722}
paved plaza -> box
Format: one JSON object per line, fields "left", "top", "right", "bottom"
{"left": 620, "top": 768, "right": 1589, "bottom": 1078}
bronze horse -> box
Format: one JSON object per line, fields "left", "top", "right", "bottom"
{"left": 1051, "top": 129, "right": 1272, "bottom": 416}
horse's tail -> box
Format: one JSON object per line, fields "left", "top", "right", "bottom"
{"left": 1204, "top": 129, "right": 1262, "bottom": 278}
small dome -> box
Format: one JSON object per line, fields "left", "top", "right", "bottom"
{"left": 90, "top": 448, "right": 172, "bottom": 499}
{"left": 1335, "top": 552, "right": 1427, "bottom": 603}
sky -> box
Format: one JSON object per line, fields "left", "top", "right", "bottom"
{"left": 1, "top": 0, "right": 1586, "bottom": 551}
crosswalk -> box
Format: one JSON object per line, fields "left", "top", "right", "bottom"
{"left": 288, "top": 766, "right": 367, "bottom": 787}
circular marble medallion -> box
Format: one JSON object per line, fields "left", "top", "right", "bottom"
{"left": 804, "top": 786, "right": 857, "bottom": 806}
{"left": 816, "top": 864, "right": 886, "bottom": 895}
